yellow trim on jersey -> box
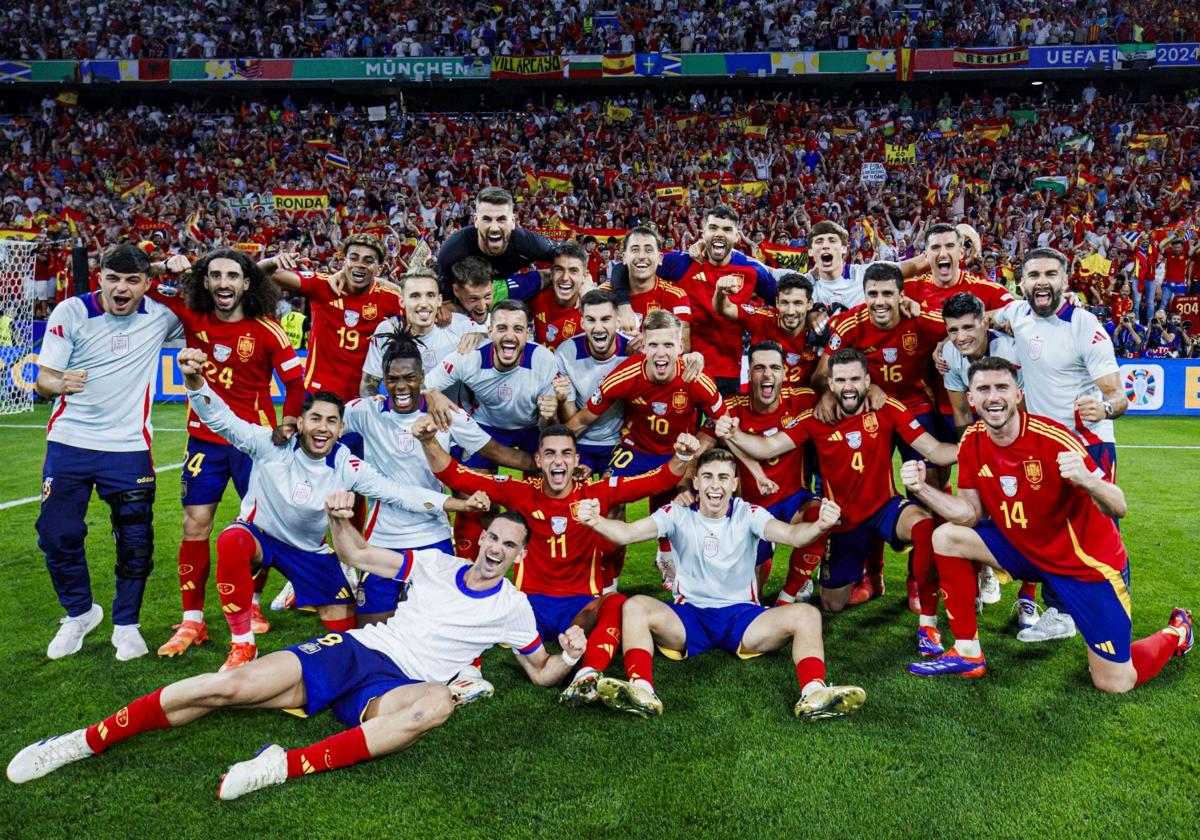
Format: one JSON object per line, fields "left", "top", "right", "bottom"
{"left": 883, "top": 396, "right": 908, "bottom": 412}
{"left": 256, "top": 316, "right": 291, "bottom": 346}
{"left": 782, "top": 386, "right": 816, "bottom": 399}
{"left": 602, "top": 364, "right": 644, "bottom": 389}
{"left": 1027, "top": 419, "right": 1090, "bottom": 457}
{"left": 1067, "top": 522, "right": 1131, "bottom": 618}
{"left": 658, "top": 280, "right": 687, "bottom": 296}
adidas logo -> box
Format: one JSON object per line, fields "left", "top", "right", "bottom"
{"left": 222, "top": 602, "right": 240, "bottom": 614}
{"left": 300, "top": 756, "right": 315, "bottom": 775}
{"left": 828, "top": 431, "right": 843, "bottom": 442}
{"left": 1094, "top": 640, "right": 1116, "bottom": 655}
{"left": 977, "top": 465, "right": 994, "bottom": 478}
{"left": 180, "top": 582, "right": 196, "bottom": 591}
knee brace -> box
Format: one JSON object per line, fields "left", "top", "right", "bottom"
{"left": 108, "top": 487, "right": 155, "bottom": 579}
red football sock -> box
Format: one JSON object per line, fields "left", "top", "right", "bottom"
{"left": 623, "top": 647, "right": 654, "bottom": 687}
{"left": 1018, "top": 581, "right": 1038, "bottom": 601}
{"left": 85, "top": 687, "right": 170, "bottom": 754}
{"left": 253, "top": 565, "right": 270, "bottom": 595}
{"left": 1132, "top": 631, "right": 1178, "bottom": 687}
{"left": 910, "top": 518, "right": 938, "bottom": 618}
{"left": 321, "top": 616, "right": 356, "bottom": 632}
{"left": 934, "top": 551, "right": 979, "bottom": 642}
{"left": 865, "top": 539, "right": 884, "bottom": 576}
{"left": 795, "top": 656, "right": 826, "bottom": 689}
{"left": 582, "top": 594, "right": 627, "bottom": 671}
{"left": 177, "top": 539, "right": 210, "bottom": 614}
{"left": 286, "top": 726, "right": 372, "bottom": 778}
{"left": 215, "top": 527, "right": 257, "bottom": 636}
{"left": 453, "top": 510, "right": 483, "bottom": 559}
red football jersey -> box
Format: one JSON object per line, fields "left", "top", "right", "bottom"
{"left": 904, "top": 271, "right": 1014, "bottom": 312}
{"left": 299, "top": 273, "right": 403, "bottom": 399}
{"left": 957, "top": 412, "right": 1128, "bottom": 579}
{"left": 435, "top": 461, "right": 681, "bottom": 596}
{"left": 719, "top": 386, "right": 816, "bottom": 506}
{"left": 530, "top": 287, "right": 578, "bottom": 345}
{"left": 738, "top": 304, "right": 820, "bottom": 386}
{"left": 152, "top": 290, "right": 304, "bottom": 446}
{"left": 589, "top": 356, "right": 724, "bottom": 455}
{"left": 672, "top": 262, "right": 758, "bottom": 379}
{"left": 627, "top": 279, "right": 693, "bottom": 325}
{"left": 783, "top": 398, "right": 925, "bottom": 527}
{"left": 542, "top": 310, "right": 583, "bottom": 350}
{"left": 826, "top": 307, "right": 946, "bottom": 413}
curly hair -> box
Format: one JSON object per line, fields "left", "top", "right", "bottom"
{"left": 183, "top": 248, "right": 279, "bottom": 319}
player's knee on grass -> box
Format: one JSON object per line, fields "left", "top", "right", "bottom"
{"left": 1089, "top": 658, "right": 1137, "bottom": 695}
{"left": 821, "top": 584, "right": 852, "bottom": 613}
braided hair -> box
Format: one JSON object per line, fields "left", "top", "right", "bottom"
{"left": 380, "top": 322, "right": 424, "bottom": 377}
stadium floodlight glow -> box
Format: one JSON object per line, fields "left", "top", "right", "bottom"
{"left": 1031, "top": 80, "right": 1044, "bottom": 86}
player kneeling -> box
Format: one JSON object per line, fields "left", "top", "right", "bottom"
{"left": 7, "top": 494, "right": 583, "bottom": 799}
{"left": 571, "top": 449, "right": 864, "bottom": 721}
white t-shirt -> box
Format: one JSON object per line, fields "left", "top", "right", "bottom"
{"left": 425, "top": 340, "right": 558, "bottom": 430}
{"left": 361, "top": 313, "right": 479, "bottom": 381}
{"left": 942, "top": 331, "right": 1023, "bottom": 392}
{"left": 652, "top": 499, "right": 773, "bottom": 608}
{"left": 555, "top": 334, "right": 629, "bottom": 448}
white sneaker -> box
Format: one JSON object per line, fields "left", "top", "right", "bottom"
{"left": 1015, "top": 597, "right": 1041, "bottom": 630}
{"left": 47, "top": 604, "right": 103, "bottom": 660}
{"left": 776, "top": 579, "right": 814, "bottom": 605}
{"left": 448, "top": 666, "right": 494, "bottom": 706}
{"left": 7, "top": 729, "right": 94, "bottom": 783}
{"left": 1016, "top": 606, "right": 1077, "bottom": 642}
{"left": 217, "top": 744, "right": 288, "bottom": 800}
{"left": 270, "top": 581, "right": 295, "bottom": 612}
{"left": 978, "top": 567, "right": 1002, "bottom": 605}
{"left": 112, "top": 624, "right": 149, "bottom": 661}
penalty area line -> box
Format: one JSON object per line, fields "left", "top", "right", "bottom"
{"left": 0, "top": 462, "right": 184, "bottom": 510}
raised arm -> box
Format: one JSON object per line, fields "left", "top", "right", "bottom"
{"left": 900, "top": 461, "right": 983, "bottom": 526}
{"left": 711, "top": 275, "right": 742, "bottom": 321}
{"left": 761, "top": 498, "right": 841, "bottom": 547}
{"left": 1057, "top": 450, "right": 1127, "bottom": 519}
{"left": 178, "top": 348, "right": 275, "bottom": 456}
{"left": 325, "top": 491, "right": 420, "bottom": 577}
{"left": 572, "top": 498, "right": 659, "bottom": 546}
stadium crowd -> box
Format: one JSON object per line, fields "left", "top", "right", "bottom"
{"left": 1, "top": 0, "right": 1197, "bottom": 61}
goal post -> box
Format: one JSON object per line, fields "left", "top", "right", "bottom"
{"left": 0, "top": 238, "right": 38, "bottom": 416}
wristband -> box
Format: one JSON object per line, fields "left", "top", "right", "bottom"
{"left": 560, "top": 649, "right": 581, "bottom": 667}
{"left": 675, "top": 452, "right": 694, "bottom": 462}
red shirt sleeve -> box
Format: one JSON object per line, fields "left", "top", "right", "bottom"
{"left": 298, "top": 272, "right": 334, "bottom": 303}
{"left": 692, "top": 374, "right": 725, "bottom": 417}
{"left": 887, "top": 400, "right": 928, "bottom": 446}
{"left": 434, "top": 460, "right": 525, "bottom": 506}
{"left": 589, "top": 363, "right": 634, "bottom": 415}
{"left": 956, "top": 428, "right": 979, "bottom": 491}
{"left": 824, "top": 311, "right": 854, "bottom": 355}
{"left": 593, "top": 465, "right": 682, "bottom": 508}
{"left": 782, "top": 412, "right": 813, "bottom": 448}
{"left": 917, "top": 310, "right": 947, "bottom": 344}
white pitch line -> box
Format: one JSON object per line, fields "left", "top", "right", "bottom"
{"left": 0, "top": 424, "right": 189, "bottom": 432}
{"left": 1121, "top": 445, "right": 1200, "bottom": 450}
{"left": 0, "top": 462, "right": 184, "bottom": 510}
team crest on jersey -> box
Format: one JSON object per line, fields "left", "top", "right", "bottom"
{"left": 703, "top": 535, "right": 719, "bottom": 558}
{"left": 786, "top": 352, "right": 802, "bottom": 366}
{"left": 344, "top": 310, "right": 361, "bottom": 327}
{"left": 902, "top": 332, "right": 918, "bottom": 353}
{"left": 671, "top": 392, "right": 690, "bottom": 412}
{"left": 569, "top": 501, "right": 584, "bottom": 519}
{"left": 111, "top": 334, "right": 130, "bottom": 356}
{"left": 882, "top": 347, "right": 898, "bottom": 363}
{"left": 563, "top": 320, "right": 577, "bottom": 337}
{"left": 356, "top": 588, "right": 366, "bottom": 607}
{"left": 651, "top": 402, "right": 668, "bottom": 416}
{"left": 291, "top": 480, "right": 313, "bottom": 505}
{"left": 212, "top": 343, "right": 233, "bottom": 363}
{"left": 862, "top": 413, "right": 879, "bottom": 434}
{"left": 551, "top": 516, "right": 568, "bottom": 535}
{"left": 397, "top": 432, "right": 415, "bottom": 454}
{"left": 420, "top": 347, "right": 434, "bottom": 367}
{"left": 1000, "top": 476, "right": 1019, "bottom": 497}
{"left": 237, "top": 335, "right": 256, "bottom": 359}
{"left": 846, "top": 431, "right": 863, "bottom": 449}
{"left": 1023, "top": 459, "right": 1043, "bottom": 487}
{"left": 298, "top": 642, "right": 321, "bottom": 655}
{"left": 741, "top": 304, "right": 757, "bottom": 314}
{"left": 1028, "top": 338, "right": 1043, "bottom": 360}
{"left": 827, "top": 333, "right": 842, "bottom": 351}
{"left": 546, "top": 325, "right": 559, "bottom": 342}
{"left": 362, "top": 303, "right": 378, "bottom": 321}
{"left": 498, "top": 384, "right": 512, "bottom": 401}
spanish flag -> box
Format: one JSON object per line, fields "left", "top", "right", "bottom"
{"left": 655, "top": 184, "right": 688, "bottom": 202}
{"left": 120, "top": 180, "right": 155, "bottom": 200}
{"left": 721, "top": 180, "right": 768, "bottom": 198}
{"left": 743, "top": 124, "right": 768, "bottom": 139}
{"left": 602, "top": 53, "right": 635, "bottom": 76}
{"left": 0, "top": 227, "right": 39, "bottom": 241}
{"left": 525, "top": 168, "right": 540, "bottom": 193}
{"left": 672, "top": 114, "right": 699, "bottom": 130}
{"left": 1168, "top": 176, "right": 1192, "bottom": 195}
{"left": 538, "top": 172, "right": 573, "bottom": 193}
{"left": 605, "top": 103, "right": 633, "bottom": 123}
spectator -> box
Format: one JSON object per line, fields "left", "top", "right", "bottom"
{"left": 1106, "top": 311, "right": 1147, "bottom": 358}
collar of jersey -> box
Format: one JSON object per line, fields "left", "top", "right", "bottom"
{"left": 691, "top": 498, "right": 735, "bottom": 519}
{"left": 456, "top": 564, "right": 502, "bottom": 598}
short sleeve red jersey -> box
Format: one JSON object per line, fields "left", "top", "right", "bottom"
{"left": 589, "top": 356, "right": 724, "bottom": 455}
{"left": 627, "top": 279, "right": 693, "bottom": 325}
{"left": 435, "top": 460, "right": 681, "bottom": 596}
{"left": 904, "top": 271, "right": 1015, "bottom": 312}
{"left": 530, "top": 287, "right": 578, "bottom": 344}
{"left": 720, "top": 386, "right": 816, "bottom": 506}
{"left": 674, "top": 262, "right": 758, "bottom": 379}
{"left": 957, "top": 413, "right": 1128, "bottom": 579}
{"left": 784, "top": 398, "right": 925, "bottom": 527}
{"left": 299, "top": 273, "right": 403, "bottom": 399}
{"left": 542, "top": 310, "right": 583, "bottom": 350}
{"left": 738, "top": 304, "right": 820, "bottom": 386}
{"left": 151, "top": 290, "right": 304, "bottom": 445}
{"left": 826, "top": 307, "right": 946, "bottom": 413}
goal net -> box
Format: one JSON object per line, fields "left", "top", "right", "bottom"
{"left": 0, "top": 239, "right": 38, "bottom": 415}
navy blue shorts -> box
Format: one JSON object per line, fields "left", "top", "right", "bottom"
{"left": 227, "top": 521, "right": 354, "bottom": 608}
{"left": 757, "top": 488, "right": 818, "bottom": 564}
{"left": 895, "top": 411, "right": 951, "bottom": 464}
{"left": 664, "top": 602, "right": 768, "bottom": 658}
{"left": 356, "top": 539, "right": 451, "bottom": 615}
{"left": 606, "top": 445, "right": 672, "bottom": 478}
{"left": 527, "top": 593, "right": 597, "bottom": 641}
{"left": 976, "top": 519, "right": 1132, "bottom": 662}
{"left": 180, "top": 437, "right": 251, "bottom": 506}
{"left": 577, "top": 443, "right": 617, "bottom": 477}
{"left": 823, "top": 496, "right": 912, "bottom": 589}
{"left": 288, "top": 633, "right": 420, "bottom": 726}
{"left": 464, "top": 423, "right": 539, "bottom": 469}
{"left": 1086, "top": 442, "right": 1117, "bottom": 482}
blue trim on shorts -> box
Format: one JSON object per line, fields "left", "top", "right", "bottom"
{"left": 288, "top": 633, "right": 419, "bottom": 727}
{"left": 823, "top": 497, "right": 911, "bottom": 589}
{"left": 667, "top": 601, "right": 767, "bottom": 657}
{"left": 226, "top": 521, "right": 353, "bottom": 607}
{"left": 356, "top": 538, "right": 453, "bottom": 614}
{"left": 526, "top": 593, "right": 597, "bottom": 641}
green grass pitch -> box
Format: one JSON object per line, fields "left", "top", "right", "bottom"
{"left": 0, "top": 404, "right": 1196, "bottom": 838}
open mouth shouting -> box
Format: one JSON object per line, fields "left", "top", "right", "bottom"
{"left": 308, "top": 429, "right": 333, "bottom": 452}
{"left": 707, "top": 237, "right": 730, "bottom": 262}
{"left": 212, "top": 287, "right": 238, "bottom": 310}
{"left": 1029, "top": 285, "right": 1058, "bottom": 314}
{"left": 934, "top": 255, "right": 955, "bottom": 281}
{"left": 479, "top": 547, "right": 506, "bottom": 576}
{"left": 483, "top": 229, "right": 507, "bottom": 254}
{"left": 391, "top": 391, "right": 416, "bottom": 412}
{"left": 496, "top": 337, "right": 522, "bottom": 363}
{"left": 757, "top": 379, "right": 777, "bottom": 403}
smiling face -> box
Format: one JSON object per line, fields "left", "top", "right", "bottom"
{"left": 1021, "top": 257, "right": 1066, "bottom": 317}
{"left": 550, "top": 254, "right": 588, "bottom": 307}
{"left": 925, "top": 230, "right": 963, "bottom": 286}
{"left": 535, "top": 434, "right": 579, "bottom": 496}
{"left": 454, "top": 280, "right": 493, "bottom": 325}
{"left": 702, "top": 214, "right": 739, "bottom": 265}
{"left": 343, "top": 244, "right": 381, "bottom": 293}
{"left": 748, "top": 348, "right": 785, "bottom": 410}
{"left": 297, "top": 400, "right": 344, "bottom": 457}
{"left": 401, "top": 275, "right": 441, "bottom": 330}
{"left": 829, "top": 360, "right": 869, "bottom": 416}
{"left": 203, "top": 257, "right": 249, "bottom": 315}
{"left": 809, "top": 232, "right": 847, "bottom": 279}
{"left": 581, "top": 301, "right": 617, "bottom": 357}
{"left": 384, "top": 357, "right": 423, "bottom": 414}
{"left": 967, "top": 368, "right": 1021, "bottom": 433}
{"left": 623, "top": 231, "right": 662, "bottom": 284}
{"left": 642, "top": 326, "right": 681, "bottom": 383}
{"left": 99, "top": 269, "right": 151, "bottom": 316}
{"left": 863, "top": 279, "right": 901, "bottom": 329}
{"left": 474, "top": 200, "right": 515, "bottom": 256}
{"left": 488, "top": 308, "right": 530, "bottom": 370}
{"left": 776, "top": 286, "right": 812, "bottom": 333}
{"left": 692, "top": 458, "right": 739, "bottom": 518}
{"left": 945, "top": 312, "right": 989, "bottom": 359}
{"left": 473, "top": 517, "right": 528, "bottom": 583}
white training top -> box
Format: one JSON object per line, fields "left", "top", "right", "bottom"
{"left": 802, "top": 263, "right": 868, "bottom": 313}
{"left": 186, "top": 381, "right": 448, "bottom": 552}
{"left": 350, "top": 549, "right": 542, "bottom": 683}
{"left": 361, "top": 313, "right": 479, "bottom": 380}
{"left": 424, "top": 340, "right": 558, "bottom": 430}
{"left": 652, "top": 498, "right": 774, "bottom": 608}
{"left": 343, "top": 396, "right": 490, "bottom": 549}
{"left": 993, "top": 300, "right": 1119, "bottom": 445}
{"left": 941, "top": 330, "right": 1023, "bottom": 392}
{"left": 555, "top": 333, "right": 629, "bottom": 448}
{"left": 40, "top": 291, "right": 182, "bottom": 451}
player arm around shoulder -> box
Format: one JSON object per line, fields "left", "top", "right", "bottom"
{"left": 763, "top": 498, "right": 841, "bottom": 549}
{"left": 712, "top": 414, "right": 795, "bottom": 461}
{"left": 900, "top": 460, "right": 982, "bottom": 526}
